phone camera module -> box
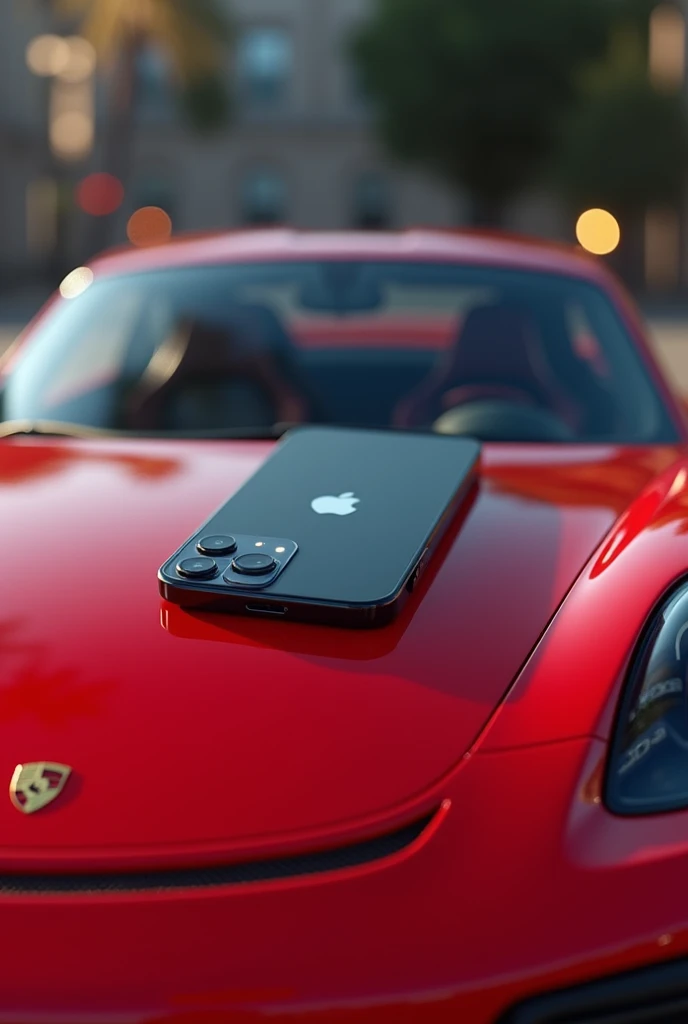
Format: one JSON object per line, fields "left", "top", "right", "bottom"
{"left": 197, "top": 535, "right": 237, "bottom": 556}
{"left": 231, "top": 552, "right": 278, "bottom": 576}
{"left": 177, "top": 556, "right": 219, "bottom": 580}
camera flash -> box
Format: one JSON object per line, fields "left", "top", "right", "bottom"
{"left": 275, "top": 546, "right": 286, "bottom": 553}
{"left": 255, "top": 542, "right": 265, "bottom": 547}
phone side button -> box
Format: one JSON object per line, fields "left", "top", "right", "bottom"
{"left": 406, "top": 547, "right": 430, "bottom": 593}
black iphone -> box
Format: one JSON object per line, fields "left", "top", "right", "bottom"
{"left": 158, "top": 427, "right": 480, "bottom": 628}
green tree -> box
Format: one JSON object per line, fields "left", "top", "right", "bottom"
{"left": 352, "top": 0, "right": 618, "bottom": 225}
{"left": 556, "top": 23, "right": 688, "bottom": 288}
{"left": 556, "top": 27, "right": 688, "bottom": 217}
{"left": 54, "top": 0, "right": 233, "bottom": 252}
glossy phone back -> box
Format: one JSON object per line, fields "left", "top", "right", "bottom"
{"left": 159, "top": 427, "right": 480, "bottom": 627}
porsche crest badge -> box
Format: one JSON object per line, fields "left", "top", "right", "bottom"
{"left": 9, "top": 763, "right": 72, "bottom": 815}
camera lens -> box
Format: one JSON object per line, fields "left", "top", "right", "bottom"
{"left": 197, "top": 535, "right": 237, "bottom": 556}
{"left": 231, "top": 552, "right": 277, "bottom": 576}
{"left": 176, "top": 556, "right": 218, "bottom": 580}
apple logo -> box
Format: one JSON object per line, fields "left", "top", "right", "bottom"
{"left": 310, "top": 492, "right": 360, "bottom": 516}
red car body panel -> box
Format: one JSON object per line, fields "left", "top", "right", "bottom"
{"left": 1, "top": 231, "right": 688, "bottom": 1022}
{"left": 1, "top": 437, "right": 667, "bottom": 869}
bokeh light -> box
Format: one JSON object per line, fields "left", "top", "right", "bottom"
{"left": 26, "top": 35, "right": 96, "bottom": 81}
{"left": 58, "top": 37, "right": 97, "bottom": 83}
{"left": 126, "top": 206, "right": 173, "bottom": 247}
{"left": 59, "top": 267, "right": 94, "bottom": 300}
{"left": 76, "top": 173, "right": 124, "bottom": 216}
{"left": 26, "top": 35, "right": 71, "bottom": 77}
{"left": 575, "top": 209, "right": 621, "bottom": 255}
{"left": 650, "top": 4, "right": 686, "bottom": 93}
{"left": 50, "top": 111, "right": 94, "bottom": 160}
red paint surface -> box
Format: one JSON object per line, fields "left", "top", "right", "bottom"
{"left": 0, "top": 438, "right": 653, "bottom": 867}
{"left": 0, "top": 436, "right": 683, "bottom": 1020}
{"left": 0, "top": 232, "right": 687, "bottom": 1020}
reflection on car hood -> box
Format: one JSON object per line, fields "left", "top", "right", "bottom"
{"left": 0, "top": 437, "right": 679, "bottom": 870}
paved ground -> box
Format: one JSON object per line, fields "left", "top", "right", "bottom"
{"left": 3, "top": 313, "right": 688, "bottom": 396}
{"left": 650, "top": 321, "right": 688, "bottom": 395}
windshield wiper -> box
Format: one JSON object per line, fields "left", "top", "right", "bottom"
{"left": 0, "top": 419, "right": 112, "bottom": 439}
{"left": 0, "top": 419, "right": 293, "bottom": 441}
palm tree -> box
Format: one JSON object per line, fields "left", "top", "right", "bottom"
{"left": 54, "top": 0, "right": 233, "bottom": 254}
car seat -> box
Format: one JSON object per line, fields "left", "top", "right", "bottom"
{"left": 394, "top": 300, "right": 571, "bottom": 429}
{"left": 125, "top": 316, "right": 309, "bottom": 432}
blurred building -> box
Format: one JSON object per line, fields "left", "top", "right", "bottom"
{"left": 0, "top": 0, "right": 53, "bottom": 287}
{"left": 3, "top": 0, "right": 688, "bottom": 296}
{"left": 123, "top": 0, "right": 461, "bottom": 235}
{"left": 645, "top": 0, "right": 688, "bottom": 292}
{"left": 1, "top": 0, "right": 555, "bottom": 287}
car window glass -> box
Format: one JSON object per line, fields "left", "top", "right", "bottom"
{"left": 2, "top": 261, "right": 677, "bottom": 444}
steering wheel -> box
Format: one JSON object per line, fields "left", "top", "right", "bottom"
{"left": 433, "top": 399, "right": 575, "bottom": 442}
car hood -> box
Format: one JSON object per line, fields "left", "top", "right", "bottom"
{"left": 0, "top": 437, "right": 680, "bottom": 870}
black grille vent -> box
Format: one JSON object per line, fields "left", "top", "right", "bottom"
{"left": 0, "top": 812, "right": 434, "bottom": 895}
{"left": 501, "top": 955, "right": 688, "bottom": 1024}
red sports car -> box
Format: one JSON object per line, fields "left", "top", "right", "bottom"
{"left": 1, "top": 229, "right": 688, "bottom": 1023}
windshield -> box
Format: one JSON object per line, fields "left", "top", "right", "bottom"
{"left": 0, "top": 260, "right": 677, "bottom": 443}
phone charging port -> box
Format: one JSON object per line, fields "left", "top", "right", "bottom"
{"left": 245, "top": 603, "right": 287, "bottom": 616}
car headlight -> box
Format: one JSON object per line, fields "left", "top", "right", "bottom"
{"left": 606, "top": 581, "right": 688, "bottom": 815}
